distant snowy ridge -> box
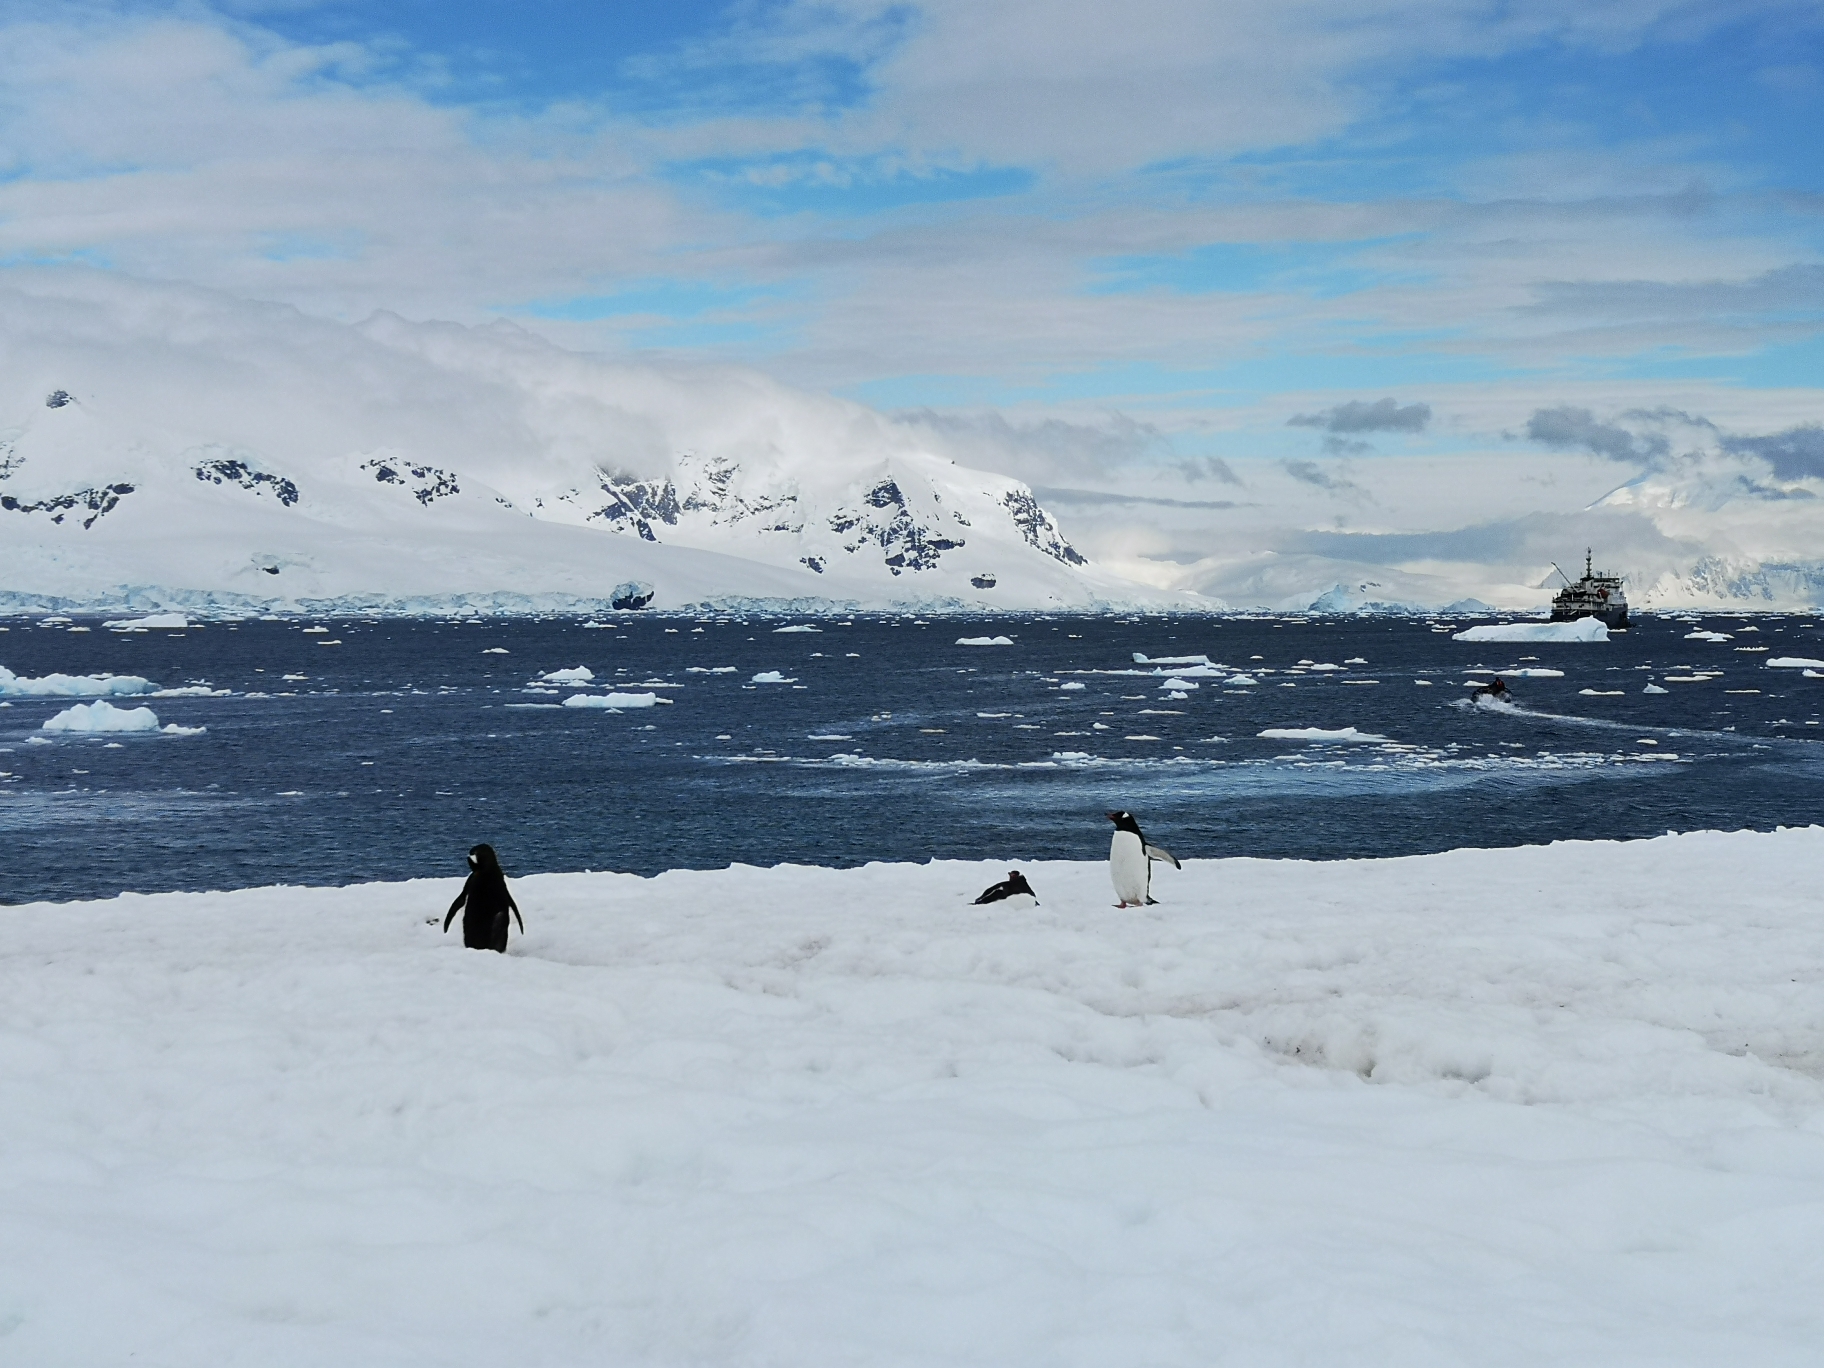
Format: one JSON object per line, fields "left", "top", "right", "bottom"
{"left": 0, "top": 282, "right": 1176, "bottom": 613}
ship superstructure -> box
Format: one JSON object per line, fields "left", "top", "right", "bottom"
{"left": 1550, "top": 549, "right": 1628, "bottom": 629}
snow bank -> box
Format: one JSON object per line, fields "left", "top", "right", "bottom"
{"left": 0, "top": 666, "right": 158, "bottom": 697}
{"left": 956, "top": 635, "right": 1015, "bottom": 646}
{"left": 6, "top": 831, "right": 1824, "bottom": 1365}
{"left": 102, "top": 612, "right": 189, "bottom": 629}
{"left": 1765, "top": 656, "right": 1824, "bottom": 668}
{"left": 40, "top": 699, "right": 162, "bottom": 732}
{"left": 561, "top": 692, "right": 664, "bottom": 709}
{"left": 1258, "top": 726, "right": 1390, "bottom": 743}
{"left": 1453, "top": 618, "right": 1609, "bottom": 643}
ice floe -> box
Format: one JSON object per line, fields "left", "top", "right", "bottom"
{"left": 773, "top": 625, "right": 821, "bottom": 633}
{"left": 1685, "top": 630, "right": 1732, "bottom": 641}
{"left": 1132, "top": 653, "right": 1213, "bottom": 666}
{"left": 1453, "top": 619, "right": 1609, "bottom": 643}
{"left": 561, "top": 692, "right": 666, "bottom": 709}
{"left": 1258, "top": 726, "right": 1391, "bottom": 743}
{"left": 1765, "top": 657, "right": 1824, "bottom": 668}
{"left": 1159, "top": 678, "right": 1200, "bottom": 690}
{"left": 751, "top": 671, "right": 797, "bottom": 684}
{"left": 539, "top": 666, "right": 595, "bottom": 684}
{"left": 0, "top": 666, "right": 158, "bottom": 697}
{"left": 956, "top": 636, "right": 1015, "bottom": 646}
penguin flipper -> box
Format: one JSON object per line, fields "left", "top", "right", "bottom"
{"left": 1145, "top": 844, "right": 1180, "bottom": 869}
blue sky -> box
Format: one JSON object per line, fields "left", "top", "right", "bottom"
{"left": 1, "top": 0, "right": 1820, "bottom": 464}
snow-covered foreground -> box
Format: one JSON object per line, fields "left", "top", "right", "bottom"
{"left": 6, "top": 831, "right": 1824, "bottom": 1366}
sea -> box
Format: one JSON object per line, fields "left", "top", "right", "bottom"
{"left": 3, "top": 611, "right": 1822, "bottom": 904}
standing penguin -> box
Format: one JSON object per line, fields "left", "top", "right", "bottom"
{"left": 443, "top": 844, "right": 524, "bottom": 952}
{"left": 1106, "top": 810, "right": 1180, "bottom": 907}
{"left": 973, "top": 870, "right": 1039, "bottom": 908}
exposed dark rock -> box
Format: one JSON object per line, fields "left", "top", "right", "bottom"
{"left": 1, "top": 482, "right": 135, "bottom": 529}
{"left": 193, "top": 457, "right": 301, "bottom": 506}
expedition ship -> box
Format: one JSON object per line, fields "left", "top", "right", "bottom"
{"left": 1550, "top": 549, "right": 1628, "bottom": 629}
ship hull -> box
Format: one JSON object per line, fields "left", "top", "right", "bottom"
{"left": 1550, "top": 601, "right": 1629, "bottom": 629}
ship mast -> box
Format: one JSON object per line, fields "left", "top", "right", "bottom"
{"left": 1585, "top": 548, "right": 1592, "bottom": 580}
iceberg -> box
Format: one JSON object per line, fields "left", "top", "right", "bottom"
{"left": 1159, "top": 678, "right": 1201, "bottom": 690}
{"left": 540, "top": 666, "right": 595, "bottom": 684}
{"left": 41, "top": 700, "right": 163, "bottom": 733}
{"left": 956, "top": 636, "right": 1015, "bottom": 646}
{"left": 1453, "top": 619, "right": 1609, "bottom": 643}
{"left": 0, "top": 666, "right": 159, "bottom": 697}
{"left": 751, "top": 671, "right": 798, "bottom": 684}
{"left": 103, "top": 612, "right": 190, "bottom": 629}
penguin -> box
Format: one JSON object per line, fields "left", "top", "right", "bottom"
{"left": 442, "top": 844, "right": 524, "bottom": 952}
{"left": 973, "top": 870, "right": 1039, "bottom": 908}
{"left": 1106, "top": 810, "right": 1179, "bottom": 907}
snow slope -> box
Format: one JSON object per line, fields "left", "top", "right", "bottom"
{"left": 0, "top": 276, "right": 1162, "bottom": 613}
{"left": 5, "top": 829, "right": 1824, "bottom": 1365}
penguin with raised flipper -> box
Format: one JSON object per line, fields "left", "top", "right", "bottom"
{"left": 1106, "top": 810, "right": 1179, "bottom": 907}
{"left": 443, "top": 844, "right": 524, "bottom": 952}
{"left": 973, "top": 870, "right": 1039, "bottom": 908}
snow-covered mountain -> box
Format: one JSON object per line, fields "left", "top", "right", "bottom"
{"left": 0, "top": 276, "right": 1165, "bottom": 613}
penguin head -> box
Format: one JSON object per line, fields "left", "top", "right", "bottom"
{"left": 1009, "top": 871, "right": 1034, "bottom": 895}
{"left": 468, "top": 843, "right": 501, "bottom": 874}
{"left": 1106, "top": 810, "right": 1143, "bottom": 835}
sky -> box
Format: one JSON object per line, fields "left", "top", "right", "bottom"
{"left": 2, "top": 0, "right": 1823, "bottom": 600}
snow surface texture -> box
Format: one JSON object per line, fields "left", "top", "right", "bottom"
{"left": 6, "top": 831, "right": 1824, "bottom": 1365}
{"left": 1452, "top": 619, "right": 1610, "bottom": 643}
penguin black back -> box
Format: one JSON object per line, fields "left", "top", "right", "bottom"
{"left": 974, "top": 870, "right": 1038, "bottom": 905}
{"left": 443, "top": 843, "right": 524, "bottom": 952}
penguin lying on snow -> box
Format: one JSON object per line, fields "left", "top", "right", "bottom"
{"left": 443, "top": 844, "right": 524, "bottom": 952}
{"left": 974, "top": 870, "right": 1039, "bottom": 908}
{"left": 1106, "top": 811, "right": 1179, "bottom": 907}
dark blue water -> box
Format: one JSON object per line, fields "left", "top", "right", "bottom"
{"left": 3, "top": 612, "right": 1822, "bottom": 903}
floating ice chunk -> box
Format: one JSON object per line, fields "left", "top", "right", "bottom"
{"left": 808, "top": 733, "right": 853, "bottom": 741}
{"left": 540, "top": 666, "right": 595, "bottom": 684}
{"left": 1225, "top": 675, "right": 1258, "bottom": 686}
{"left": 481, "top": 647, "right": 510, "bottom": 654}
{"left": 956, "top": 636, "right": 1014, "bottom": 646}
{"left": 1344, "top": 657, "right": 1368, "bottom": 665}
{"left": 1453, "top": 619, "right": 1609, "bottom": 643}
{"left": 0, "top": 666, "right": 158, "bottom": 697}
{"left": 1057, "top": 681, "right": 1086, "bottom": 691}
{"left": 1159, "top": 678, "right": 1200, "bottom": 690}
{"left": 1304, "top": 663, "right": 1344, "bottom": 672}
{"left": 686, "top": 666, "right": 739, "bottom": 674}
{"left": 152, "top": 686, "right": 230, "bottom": 697}
{"left": 1133, "top": 653, "right": 1212, "bottom": 666}
{"left": 773, "top": 625, "right": 821, "bottom": 633}
{"left": 1050, "top": 750, "right": 1093, "bottom": 760}
{"left": 1580, "top": 689, "right": 1626, "bottom": 696}
{"left": 162, "top": 723, "right": 207, "bottom": 736}
{"left": 1765, "top": 657, "right": 1824, "bottom": 668}
{"left": 1685, "top": 630, "right": 1732, "bottom": 641}
{"left": 302, "top": 626, "right": 330, "bottom": 634}
{"left": 103, "top": 612, "right": 188, "bottom": 629}
{"left": 1257, "top": 726, "right": 1390, "bottom": 743}
{"left": 562, "top": 692, "right": 666, "bottom": 709}
{"left": 1500, "top": 668, "right": 1565, "bottom": 678}
{"left": 1804, "top": 669, "right": 1824, "bottom": 678}
{"left": 1643, "top": 683, "right": 1669, "bottom": 694}
{"left": 42, "top": 700, "right": 162, "bottom": 733}
{"left": 751, "top": 671, "right": 798, "bottom": 683}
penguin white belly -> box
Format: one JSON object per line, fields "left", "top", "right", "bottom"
{"left": 995, "top": 892, "right": 1039, "bottom": 910}
{"left": 1109, "top": 830, "right": 1151, "bottom": 905}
